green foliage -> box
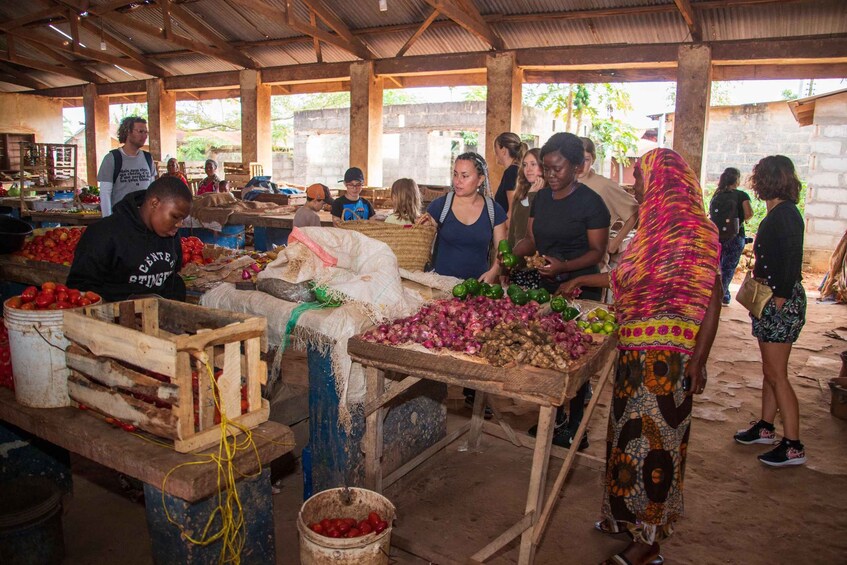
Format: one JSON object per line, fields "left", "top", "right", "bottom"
{"left": 461, "top": 86, "right": 488, "bottom": 101}
{"left": 112, "top": 104, "right": 148, "bottom": 128}
{"left": 781, "top": 89, "right": 800, "bottom": 101}
{"left": 384, "top": 89, "right": 421, "bottom": 105}
{"left": 701, "top": 182, "right": 808, "bottom": 236}
{"left": 590, "top": 118, "right": 639, "bottom": 167}
{"left": 177, "top": 137, "right": 217, "bottom": 162}
{"left": 460, "top": 131, "right": 479, "bottom": 149}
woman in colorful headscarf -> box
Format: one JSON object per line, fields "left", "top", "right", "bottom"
{"left": 559, "top": 148, "right": 722, "bottom": 565}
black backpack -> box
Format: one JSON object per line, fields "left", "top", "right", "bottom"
{"left": 710, "top": 191, "right": 740, "bottom": 242}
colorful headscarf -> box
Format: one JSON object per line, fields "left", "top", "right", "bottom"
{"left": 611, "top": 148, "right": 719, "bottom": 354}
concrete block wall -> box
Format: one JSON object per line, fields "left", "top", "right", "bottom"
{"left": 804, "top": 92, "right": 847, "bottom": 270}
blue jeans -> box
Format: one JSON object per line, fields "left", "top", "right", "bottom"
{"left": 720, "top": 235, "right": 746, "bottom": 303}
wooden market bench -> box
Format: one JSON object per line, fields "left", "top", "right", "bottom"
{"left": 0, "top": 387, "right": 294, "bottom": 562}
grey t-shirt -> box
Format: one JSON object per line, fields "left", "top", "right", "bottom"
{"left": 97, "top": 149, "right": 156, "bottom": 209}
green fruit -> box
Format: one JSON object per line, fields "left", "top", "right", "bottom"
{"left": 562, "top": 306, "right": 580, "bottom": 322}
{"left": 489, "top": 285, "right": 504, "bottom": 299}
{"left": 480, "top": 282, "right": 492, "bottom": 296}
{"left": 464, "top": 278, "right": 481, "bottom": 296}
{"left": 534, "top": 289, "right": 550, "bottom": 304}
{"left": 452, "top": 283, "right": 468, "bottom": 299}
{"left": 594, "top": 309, "right": 608, "bottom": 321}
{"left": 527, "top": 288, "right": 541, "bottom": 302}
{"left": 507, "top": 284, "right": 521, "bottom": 298}
{"left": 502, "top": 253, "right": 518, "bottom": 269}
{"left": 590, "top": 321, "right": 604, "bottom": 333}
{"left": 577, "top": 320, "right": 589, "bottom": 329}
{"left": 497, "top": 239, "right": 512, "bottom": 254}
{"left": 603, "top": 322, "right": 616, "bottom": 334}
{"left": 550, "top": 295, "right": 567, "bottom": 313}
{"left": 511, "top": 290, "right": 529, "bottom": 306}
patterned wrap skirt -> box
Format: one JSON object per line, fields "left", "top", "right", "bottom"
{"left": 751, "top": 281, "right": 806, "bottom": 344}
{"left": 600, "top": 348, "right": 693, "bottom": 545}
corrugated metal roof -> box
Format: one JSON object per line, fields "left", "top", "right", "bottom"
{"left": 701, "top": 3, "right": 847, "bottom": 42}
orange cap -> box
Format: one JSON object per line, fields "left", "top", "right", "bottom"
{"left": 306, "top": 183, "right": 325, "bottom": 200}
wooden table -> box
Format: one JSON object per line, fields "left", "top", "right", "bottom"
{"left": 0, "top": 255, "right": 69, "bottom": 287}
{"left": 25, "top": 211, "right": 101, "bottom": 226}
{"left": 348, "top": 335, "right": 617, "bottom": 565}
{"left": 0, "top": 387, "right": 294, "bottom": 561}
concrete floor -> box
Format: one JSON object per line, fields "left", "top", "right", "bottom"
{"left": 59, "top": 287, "right": 847, "bottom": 564}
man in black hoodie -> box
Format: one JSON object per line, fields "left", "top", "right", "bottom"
{"left": 68, "top": 176, "right": 192, "bottom": 302}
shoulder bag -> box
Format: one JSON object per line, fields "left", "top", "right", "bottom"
{"left": 735, "top": 271, "right": 773, "bottom": 318}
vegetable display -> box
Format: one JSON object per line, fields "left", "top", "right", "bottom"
{"left": 5, "top": 282, "right": 101, "bottom": 310}
{"left": 181, "top": 236, "right": 212, "bottom": 266}
{"left": 576, "top": 307, "right": 619, "bottom": 336}
{"left": 480, "top": 314, "right": 592, "bottom": 370}
{"left": 16, "top": 227, "right": 84, "bottom": 265}
{"left": 308, "top": 511, "right": 388, "bottom": 539}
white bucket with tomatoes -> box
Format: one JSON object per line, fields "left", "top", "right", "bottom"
{"left": 3, "top": 284, "right": 101, "bottom": 408}
{"left": 297, "top": 487, "right": 395, "bottom": 565}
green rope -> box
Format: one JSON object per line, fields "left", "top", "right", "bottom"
{"left": 280, "top": 301, "right": 326, "bottom": 353}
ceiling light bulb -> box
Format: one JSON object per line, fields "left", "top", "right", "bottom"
{"left": 379, "top": 0, "right": 387, "bottom": 11}
{"left": 100, "top": 39, "right": 107, "bottom": 50}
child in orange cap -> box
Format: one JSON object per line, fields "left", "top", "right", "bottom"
{"left": 294, "top": 183, "right": 327, "bottom": 228}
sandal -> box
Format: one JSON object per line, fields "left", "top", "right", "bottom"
{"left": 603, "top": 554, "right": 664, "bottom": 565}
{"left": 594, "top": 519, "right": 631, "bottom": 537}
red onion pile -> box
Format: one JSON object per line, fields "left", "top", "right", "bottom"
{"left": 537, "top": 312, "right": 594, "bottom": 359}
{"left": 363, "top": 296, "right": 539, "bottom": 355}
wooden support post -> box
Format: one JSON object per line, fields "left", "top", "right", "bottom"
{"left": 240, "top": 69, "right": 272, "bottom": 178}
{"left": 672, "top": 44, "right": 712, "bottom": 182}
{"left": 364, "top": 366, "right": 385, "bottom": 492}
{"left": 349, "top": 60, "right": 383, "bottom": 187}
{"left": 485, "top": 52, "right": 522, "bottom": 190}
{"left": 468, "top": 390, "right": 487, "bottom": 450}
{"left": 82, "top": 83, "right": 110, "bottom": 185}
{"left": 146, "top": 78, "right": 177, "bottom": 162}
{"left": 518, "top": 404, "right": 555, "bottom": 564}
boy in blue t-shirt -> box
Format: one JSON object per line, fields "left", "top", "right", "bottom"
{"left": 331, "top": 167, "right": 375, "bottom": 225}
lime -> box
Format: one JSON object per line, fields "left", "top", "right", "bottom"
{"left": 535, "top": 288, "right": 550, "bottom": 304}
{"left": 606, "top": 313, "right": 616, "bottom": 324}
{"left": 511, "top": 290, "right": 529, "bottom": 306}
{"left": 584, "top": 328, "right": 594, "bottom": 334}
{"left": 595, "top": 309, "right": 608, "bottom": 321}
{"left": 550, "top": 295, "right": 567, "bottom": 313}
{"left": 577, "top": 320, "right": 589, "bottom": 329}
{"left": 497, "top": 239, "right": 512, "bottom": 254}
{"left": 603, "top": 322, "right": 616, "bottom": 334}
{"left": 590, "top": 321, "right": 604, "bottom": 333}
{"left": 452, "top": 283, "right": 469, "bottom": 299}
{"left": 464, "top": 278, "right": 482, "bottom": 296}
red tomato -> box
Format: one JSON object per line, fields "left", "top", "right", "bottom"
{"left": 309, "top": 523, "right": 324, "bottom": 534}
{"left": 345, "top": 528, "right": 360, "bottom": 538}
{"left": 374, "top": 520, "right": 388, "bottom": 534}
{"left": 85, "top": 291, "right": 101, "bottom": 303}
{"left": 55, "top": 284, "right": 68, "bottom": 293}
{"left": 5, "top": 297, "right": 22, "bottom": 309}
{"left": 21, "top": 286, "right": 37, "bottom": 303}
{"left": 336, "top": 521, "right": 350, "bottom": 534}
{"left": 368, "top": 512, "right": 382, "bottom": 527}
{"left": 20, "top": 303, "right": 35, "bottom": 310}
{"left": 35, "top": 294, "right": 54, "bottom": 309}
{"left": 55, "top": 301, "right": 73, "bottom": 310}
{"left": 358, "top": 521, "right": 373, "bottom": 535}
{"left": 41, "top": 282, "right": 56, "bottom": 292}
{"left": 78, "top": 298, "right": 92, "bottom": 307}
{"left": 56, "top": 291, "right": 68, "bottom": 304}
{"left": 320, "top": 518, "right": 332, "bottom": 530}
{"left": 325, "top": 528, "right": 340, "bottom": 538}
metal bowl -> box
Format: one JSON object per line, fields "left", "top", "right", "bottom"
{"left": 0, "top": 215, "right": 33, "bottom": 254}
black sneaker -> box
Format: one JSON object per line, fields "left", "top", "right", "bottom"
{"left": 758, "top": 438, "right": 806, "bottom": 467}
{"left": 734, "top": 420, "right": 777, "bottom": 445}
{"left": 552, "top": 427, "right": 590, "bottom": 451}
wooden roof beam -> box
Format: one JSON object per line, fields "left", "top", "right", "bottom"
{"left": 301, "top": 0, "right": 377, "bottom": 59}
{"left": 0, "top": 43, "right": 101, "bottom": 83}
{"left": 673, "top": 0, "right": 703, "bottom": 42}
{"left": 283, "top": 0, "right": 372, "bottom": 60}
{"left": 422, "top": 0, "right": 503, "bottom": 50}
{"left": 309, "top": 10, "right": 322, "bottom": 63}
{"left": 164, "top": 0, "right": 259, "bottom": 69}
{"left": 76, "top": 17, "right": 171, "bottom": 77}
{"left": 396, "top": 7, "right": 439, "bottom": 57}
{"left": 0, "top": 61, "right": 50, "bottom": 90}
{"left": 0, "top": 7, "right": 65, "bottom": 31}
{"left": 11, "top": 28, "right": 165, "bottom": 78}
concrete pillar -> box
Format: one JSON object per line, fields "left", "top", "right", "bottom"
{"left": 485, "top": 52, "right": 522, "bottom": 191}
{"left": 349, "top": 61, "right": 384, "bottom": 187}
{"left": 240, "top": 69, "right": 272, "bottom": 177}
{"left": 82, "top": 84, "right": 110, "bottom": 184}
{"left": 145, "top": 78, "right": 177, "bottom": 162}
{"left": 673, "top": 44, "right": 712, "bottom": 182}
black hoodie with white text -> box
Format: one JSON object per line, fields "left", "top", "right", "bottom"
{"left": 67, "top": 191, "right": 186, "bottom": 302}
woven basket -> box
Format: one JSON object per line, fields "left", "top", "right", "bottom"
{"left": 339, "top": 220, "right": 436, "bottom": 272}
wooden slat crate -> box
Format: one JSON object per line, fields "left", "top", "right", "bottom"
{"left": 62, "top": 298, "right": 269, "bottom": 453}
{"left": 223, "top": 162, "right": 263, "bottom": 189}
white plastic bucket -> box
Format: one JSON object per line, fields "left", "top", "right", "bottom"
{"left": 3, "top": 300, "right": 70, "bottom": 408}
{"left": 297, "top": 487, "right": 395, "bottom": 565}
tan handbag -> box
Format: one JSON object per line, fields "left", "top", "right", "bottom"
{"left": 736, "top": 271, "right": 773, "bottom": 318}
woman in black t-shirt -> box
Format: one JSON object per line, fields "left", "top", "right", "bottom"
{"left": 492, "top": 132, "right": 527, "bottom": 216}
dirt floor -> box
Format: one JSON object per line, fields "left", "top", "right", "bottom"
{"left": 60, "top": 280, "right": 847, "bottom": 564}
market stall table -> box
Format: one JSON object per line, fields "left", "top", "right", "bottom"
{"left": 24, "top": 211, "right": 101, "bottom": 227}
{"left": 0, "top": 255, "right": 69, "bottom": 287}
{"left": 348, "top": 333, "right": 617, "bottom": 565}
{"left": 0, "top": 387, "right": 294, "bottom": 563}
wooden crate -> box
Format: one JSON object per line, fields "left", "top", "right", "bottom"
{"left": 223, "top": 162, "right": 263, "bottom": 189}
{"left": 62, "top": 298, "right": 269, "bottom": 453}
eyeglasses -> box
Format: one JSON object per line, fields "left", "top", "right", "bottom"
{"left": 346, "top": 182, "right": 364, "bottom": 189}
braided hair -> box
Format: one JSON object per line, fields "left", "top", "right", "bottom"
{"left": 455, "top": 151, "right": 492, "bottom": 197}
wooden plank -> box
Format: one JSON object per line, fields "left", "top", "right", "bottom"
{"left": 364, "top": 366, "right": 385, "bottom": 492}
{"left": 518, "top": 405, "right": 555, "bottom": 564}
{"left": 172, "top": 318, "right": 266, "bottom": 352}
{"left": 63, "top": 311, "right": 177, "bottom": 377}
{"left": 119, "top": 301, "right": 136, "bottom": 329}
{"left": 364, "top": 375, "right": 421, "bottom": 417}
{"left": 396, "top": 7, "right": 439, "bottom": 57}
{"left": 175, "top": 351, "right": 195, "bottom": 440}
{"left": 66, "top": 345, "right": 179, "bottom": 403}
{"left": 219, "top": 341, "right": 242, "bottom": 419}
{"left": 468, "top": 391, "right": 487, "bottom": 450}
{"left": 67, "top": 372, "right": 179, "bottom": 439}
{"left": 245, "top": 337, "right": 264, "bottom": 408}
{"left": 0, "top": 388, "right": 292, "bottom": 502}
{"left": 471, "top": 512, "right": 534, "bottom": 563}
{"left": 196, "top": 330, "right": 216, "bottom": 431}
{"left": 532, "top": 355, "right": 616, "bottom": 546}
{"left": 673, "top": 0, "right": 702, "bottom": 42}
{"left": 421, "top": 0, "right": 503, "bottom": 50}
{"left": 140, "top": 298, "right": 160, "bottom": 335}
{"left": 382, "top": 421, "right": 471, "bottom": 489}
{"left": 173, "top": 399, "right": 270, "bottom": 454}
{"left": 481, "top": 421, "right": 606, "bottom": 471}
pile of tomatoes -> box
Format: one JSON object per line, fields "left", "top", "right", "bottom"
{"left": 0, "top": 322, "right": 12, "bottom": 391}
{"left": 308, "top": 511, "right": 389, "bottom": 539}
{"left": 5, "top": 282, "right": 101, "bottom": 311}
{"left": 16, "top": 227, "right": 84, "bottom": 265}
{"left": 181, "top": 236, "right": 212, "bottom": 266}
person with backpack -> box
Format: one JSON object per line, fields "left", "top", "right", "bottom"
{"left": 97, "top": 116, "right": 156, "bottom": 217}
{"left": 710, "top": 167, "right": 753, "bottom": 305}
